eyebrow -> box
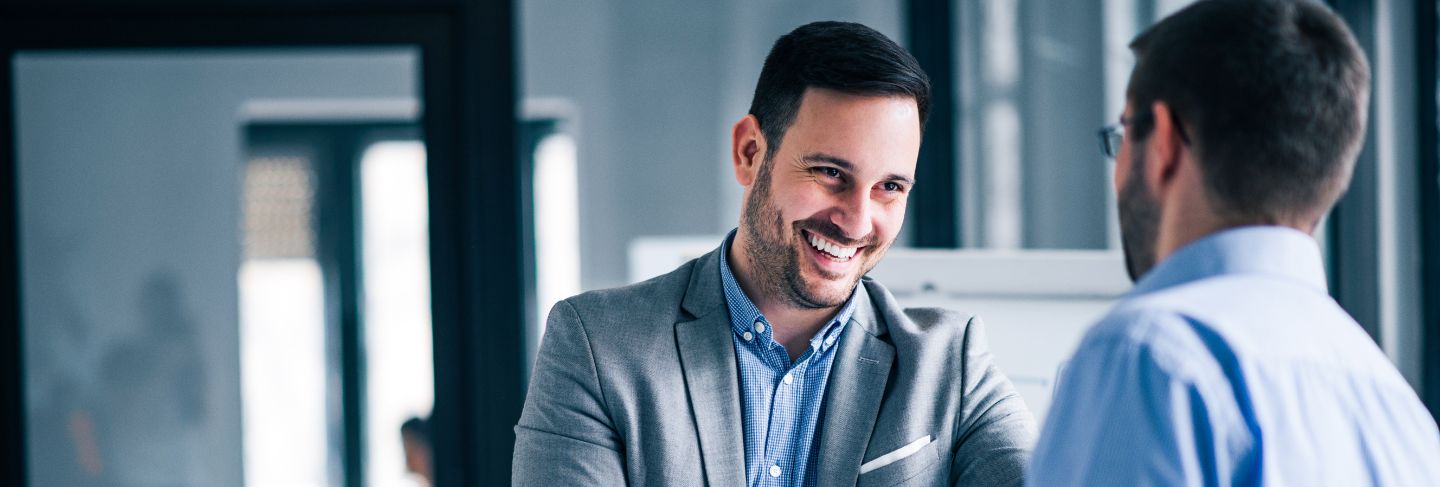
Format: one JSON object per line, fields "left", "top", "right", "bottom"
{"left": 801, "top": 152, "right": 916, "bottom": 186}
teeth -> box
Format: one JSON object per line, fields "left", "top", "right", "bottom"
{"left": 807, "top": 232, "right": 858, "bottom": 260}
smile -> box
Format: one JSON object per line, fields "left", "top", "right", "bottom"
{"left": 805, "top": 230, "right": 859, "bottom": 261}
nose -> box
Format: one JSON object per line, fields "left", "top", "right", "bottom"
{"left": 830, "top": 187, "right": 873, "bottom": 241}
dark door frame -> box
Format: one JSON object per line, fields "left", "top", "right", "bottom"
{"left": 905, "top": 0, "right": 961, "bottom": 248}
{"left": 1418, "top": 0, "right": 1440, "bottom": 422}
{"left": 0, "top": 2, "right": 523, "bottom": 486}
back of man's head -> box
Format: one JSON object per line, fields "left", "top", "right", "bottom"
{"left": 1128, "top": 0, "right": 1370, "bottom": 227}
{"left": 748, "top": 21, "right": 930, "bottom": 158}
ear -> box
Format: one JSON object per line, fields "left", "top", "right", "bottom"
{"left": 1143, "top": 101, "right": 1186, "bottom": 198}
{"left": 732, "top": 115, "right": 766, "bottom": 187}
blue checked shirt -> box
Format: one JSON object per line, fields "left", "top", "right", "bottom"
{"left": 719, "top": 230, "right": 858, "bottom": 487}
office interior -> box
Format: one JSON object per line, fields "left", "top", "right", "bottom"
{"left": 1, "top": 0, "right": 1436, "bottom": 485}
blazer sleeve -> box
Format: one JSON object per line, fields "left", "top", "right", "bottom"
{"left": 948, "top": 315, "right": 1038, "bottom": 487}
{"left": 512, "top": 299, "right": 627, "bottom": 485}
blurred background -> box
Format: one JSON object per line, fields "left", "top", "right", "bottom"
{"left": 1, "top": 0, "right": 1435, "bottom": 485}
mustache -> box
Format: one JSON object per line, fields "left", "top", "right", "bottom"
{"left": 793, "top": 218, "right": 879, "bottom": 248}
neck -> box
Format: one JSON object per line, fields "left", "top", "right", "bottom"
{"left": 1154, "top": 181, "right": 1317, "bottom": 263}
{"left": 1155, "top": 212, "right": 1224, "bottom": 265}
{"left": 729, "top": 228, "right": 839, "bottom": 359}
{"left": 1149, "top": 156, "right": 1321, "bottom": 270}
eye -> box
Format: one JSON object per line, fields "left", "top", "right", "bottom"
{"left": 882, "top": 181, "right": 905, "bottom": 192}
{"left": 818, "top": 167, "right": 842, "bottom": 179}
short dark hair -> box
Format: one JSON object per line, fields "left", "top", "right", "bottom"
{"left": 1127, "top": 0, "right": 1370, "bottom": 225}
{"left": 401, "top": 416, "right": 429, "bottom": 443}
{"left": 748, "top": 21, "right": 931, "bottom": 157}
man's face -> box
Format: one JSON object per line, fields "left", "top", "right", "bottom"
{"left": 741, "top": 88, "right": 921, "bottom": 309}
{"left": 1115, "top": 103, "right": 1162, "bottom": 282}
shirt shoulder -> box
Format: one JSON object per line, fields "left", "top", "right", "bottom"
{"left": 1032, "top": 303, "right": 1256, "bottom": 485}
{"left": 1069, "top": 300, "right": 1254, "bottom": 440}
{"left": 1078, "top": 302, "right": 1227, "bottom": 382}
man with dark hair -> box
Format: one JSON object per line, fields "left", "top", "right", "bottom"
{"left": 1030, "top": 0, "right": 1440, "bottom": 484}
{"left": 514, "top": 21, "right": 1035, "bottom": 486}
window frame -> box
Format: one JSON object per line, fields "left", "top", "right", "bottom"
{"left": 1419, "top": 0, "right": 1439, "bottom": 421}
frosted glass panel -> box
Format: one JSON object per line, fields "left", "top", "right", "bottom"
{"left": 15, "top": 47, "right": 420, "bottom": 487}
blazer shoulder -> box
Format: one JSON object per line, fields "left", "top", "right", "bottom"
{"left": 863, "top": 279, "right": 982, "bottom": 348}
{"left": 899, "top": 307, "right": 978, "bottom": 333}
{"left": 553, "top": 258, "right": 698, "bottom": 331}
{"left": 897, "top": 307, "right": 988, "bottom": 357}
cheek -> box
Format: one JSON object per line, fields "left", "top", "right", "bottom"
{"left": 874, "top": 200, "right": 907, "bottom": 238}
{"left": 784, "top": 189, "right": 835, "bottom": 220}
{"left": 1114, "top": 154, "right": 1130, "bottom": 192}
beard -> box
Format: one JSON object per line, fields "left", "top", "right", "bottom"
{"left": 1118, "top": 149, "right": 1161, "bottom": 282}
{"left": 741, "top": 158, "right": 884, "bottom": 309}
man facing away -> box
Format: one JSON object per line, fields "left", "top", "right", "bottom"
{"left": 514, "top": 21, "right": 1036, "bottom": 486}
{"left": 1030, "top": 0, "right": 1440, "bottom": 485}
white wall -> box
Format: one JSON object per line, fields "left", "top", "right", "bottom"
{"left": 15, "top": 48, "right": 416, "bottom": 487}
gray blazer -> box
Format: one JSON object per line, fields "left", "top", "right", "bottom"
{"left": 513, "top": 248, "right": 1036, "bottom": 486}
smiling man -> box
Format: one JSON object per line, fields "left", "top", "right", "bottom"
{"left": 513, "top": 21, "right": 1036, "bottom": 486}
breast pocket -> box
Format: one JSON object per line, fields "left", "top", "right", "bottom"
{"left": 856, "top": 435, "right": 942, "bottom": 487}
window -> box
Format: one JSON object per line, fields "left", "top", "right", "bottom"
{"left": 359, "top": 140, "right": 434, "bottom": 487}
{"left": 244, "top": 122, "right": 433, "bottom": 487}
{"left": 240, "top": 155, "right": 327, "bottom": 487}
{"left": 954, "top": 0, "right": 1196, "bottom": 249}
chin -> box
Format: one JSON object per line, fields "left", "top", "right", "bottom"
{"left": 798, "top": 269, "right": 861, "bottom": 307}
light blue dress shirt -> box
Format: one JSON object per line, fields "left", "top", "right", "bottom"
{"left": 719, "top": 230, "right": 857, "bottom": 487}
{"left": 1030, "top": 226, "right": 1440, "bottom": 486}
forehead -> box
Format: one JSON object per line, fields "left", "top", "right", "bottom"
{"left": 783, "top": 88, "right": 922, "bottom": 177}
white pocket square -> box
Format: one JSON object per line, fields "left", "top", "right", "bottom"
{"left": 858, "top": 435, "right": 933, "bottom": 474}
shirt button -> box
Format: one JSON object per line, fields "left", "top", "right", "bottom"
{"left": 769, "top": 465, "right": 782, "bottom": 477}
{"left": 783, "top": 373, "right": 794, "bottom": 385}
{"left": 742, "top": 331, "right": 753, "bottom": 341}
{"left": 755, "top": 322, "right": 766, "bottom": 333}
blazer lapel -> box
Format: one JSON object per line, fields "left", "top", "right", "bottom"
{"left": 675, "top": 249, "right": 746, "bottom": 486}
{"left": 816, "top": 282, "right": 895, "bottom": 486}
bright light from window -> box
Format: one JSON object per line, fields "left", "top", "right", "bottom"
{"left": 240, "top": 260, "right": 328, "bottom": 487}
{"left": 240, "top": 156, "right": 327, "bottom": 487}
{"left": 360, "top": 141, "right": 435, "bottom": 487}
{"left": 533, "top": 133, "right": 581, "bottom": 357}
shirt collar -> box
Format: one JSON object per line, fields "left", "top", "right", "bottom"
{"left": 718, "top": 229, "right": 858, "bottom": 352}
{"left": 1131, "top": 225, "right": 1329, "bottom": 296}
